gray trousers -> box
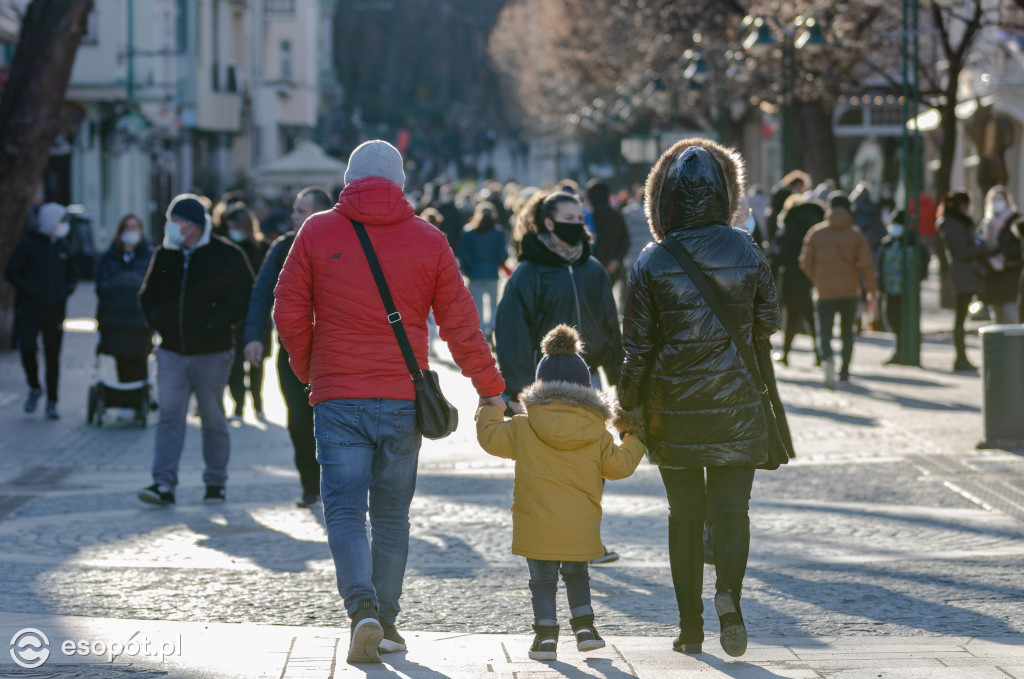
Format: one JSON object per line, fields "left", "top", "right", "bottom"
{"left": 151, "top": 348, "right": 233, "bottom": 489}
{"left": 468, "top": 278, "right": 499, "bottom": 334}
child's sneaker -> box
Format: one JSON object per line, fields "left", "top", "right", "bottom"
{"left": 570, "top": 614, "right": 605, "bottom": 651}
{"left": 528, "top": 624, "right": 558, "bottom": 661}
{"left": 346, "top": 600, "right": 383, "bottom": 664}
{"left": 379, "top": 623, "right": 406, "bottom": 653}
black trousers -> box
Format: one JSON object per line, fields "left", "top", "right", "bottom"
{"left": 781, "top": 293, "right": 818, "bottom": 359}
{"left": 660, "top": 466, "right": 754, "bottom": 599}
{"left": 19, "top": 314, "right": 64, "bottom": 402}
{"left": 954, "top": 292, "right": 973, "bottom": 362}
{"left": 277, "top": 345, "right": 319, "bottom": 495}
{"left": 228, "top": 354, "right": 265, "bottom": 413}
{"left": 884, "top": 294, "right": 903, "bottom": 357}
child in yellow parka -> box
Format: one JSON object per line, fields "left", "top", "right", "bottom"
{"left": 475, "top": 324, "right": 645, "bottom": 662}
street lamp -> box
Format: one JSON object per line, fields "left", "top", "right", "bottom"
{"left": 742, "top": 14, "right": 826, "bottom": 174}
{"left": 898, "top": 0, "right": 923, "bottom": 366}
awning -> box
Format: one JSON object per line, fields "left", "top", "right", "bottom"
{"left": 249, "top": 140, "right": 347, "bottom": 190}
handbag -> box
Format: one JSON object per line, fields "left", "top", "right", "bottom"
{"left": 659, "top": 237, "right": 795, "bottom": 469}
{"left": 351, "top": 220, "right": 459, "bottom": 439}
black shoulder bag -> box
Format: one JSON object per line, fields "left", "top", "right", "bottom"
{"left": 351, "top": 220, "right": 459, "bottom": 439}
{"left": 659, "top": 237, "right": 795, "bottom": 469}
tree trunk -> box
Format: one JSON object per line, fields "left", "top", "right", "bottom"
{"left": 0, "top": 0, "right": 93, "bottom": 349}
{"left": 796, "top": 100, "right": 838, "bottom": 184}
{"left": 934, "top": 75, "right": 961, "bottom": 200}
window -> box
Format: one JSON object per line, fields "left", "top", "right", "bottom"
{"left": 280, "top": 39, "right": 292, "bottom": 82}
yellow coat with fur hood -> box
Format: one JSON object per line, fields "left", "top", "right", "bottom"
{"left": 476, "top": 381, "right": 645, "bottom": 561}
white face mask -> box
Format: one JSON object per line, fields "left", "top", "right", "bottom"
{"left": 228, "top": 230, "right": 246, "bottom": 243}
{"left": 888, "top": 223, "right": 905, "bottom": 239}
{"left": 992, "top": 199, "right": 1008, "bottom": 215}
{"left": 164, "top": 221, "right": 186, "bottom": 246}
{"left": 121, "top": 230, "right": 142, "bottom": 246}
{"left": 53, "top": 221, "right": 70, "bottom": 239}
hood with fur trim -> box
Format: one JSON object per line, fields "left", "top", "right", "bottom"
{"left": 644, "top": 137, "right": 746, "bottom": 242}
{"left": 519, "top": 380, "right": 613, "bottom": 450}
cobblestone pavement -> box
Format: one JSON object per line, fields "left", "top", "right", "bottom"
{"left": 0, "top": 282, "right": 1022, "bottom": 651}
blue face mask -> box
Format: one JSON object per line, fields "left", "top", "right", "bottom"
{"left": 164, "top": 221, "right": 186, "bottom": 246}
{"left": 228, "top": 230, "right": 246, "bottom": 243}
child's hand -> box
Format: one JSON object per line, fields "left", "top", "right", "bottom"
{"left": 612, "top": 404, "right": 645, "bottom": 439}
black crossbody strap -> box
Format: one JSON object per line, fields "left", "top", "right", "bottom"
{"left": 659, "top": 237, "right": 767, "bottom": 394}
{"left": 350, "top": 219, "right": 420, "bottom": 379}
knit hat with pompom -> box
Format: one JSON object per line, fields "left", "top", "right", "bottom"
{"left": 534, "top": 324, "right": 591, "bottom": 387}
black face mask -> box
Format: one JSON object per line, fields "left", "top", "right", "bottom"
{"left": 552, "top": 221, "right": 586, "bottom": 245}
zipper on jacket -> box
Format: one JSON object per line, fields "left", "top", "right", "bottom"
{"left": 567, "top": 265, "right": 582, "bottom": 327}
{"left": 178, "top": 252, "right": 190, "bottom": 353}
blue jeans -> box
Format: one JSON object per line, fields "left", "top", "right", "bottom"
{"left": 314, "top": 398, "right": 421, "bottom": 625}
{"left": 526, "top": 559, "right": 593, "bottom": 625}
{"left": 815, "top": 297, "right": 858, "bottom": 379}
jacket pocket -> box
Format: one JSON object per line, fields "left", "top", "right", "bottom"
{"left": 314, "top": 403, "right": 365, "bottom": 447}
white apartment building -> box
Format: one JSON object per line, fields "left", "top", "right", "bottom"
{"left": 1, "top": 0, "right": 330, "bottom": 246}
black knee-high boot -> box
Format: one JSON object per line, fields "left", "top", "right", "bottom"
{"left": 668, "top": 518, "right": 705, "bottom": 653}
{"left": 712, "top": 512, "right": 750, "bottom": 657}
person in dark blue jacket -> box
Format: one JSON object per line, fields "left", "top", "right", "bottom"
{"left": 458, "top": 201, "right": 508, "bottom": 338}
{"left": 243, "top": 186, "right": 333, "bottom": 508}
{"left": 4, "top": 202, "right": 76, "bottom": 419}
{"left": 95, "top": 214, "right": 154, "bottom": 383}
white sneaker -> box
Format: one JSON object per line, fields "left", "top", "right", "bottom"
{"left": 823, "top": 359, "right": 836, "bottom": 390}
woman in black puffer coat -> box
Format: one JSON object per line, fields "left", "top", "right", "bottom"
{"left": 494, "top": 190, "right": 623, "bottom": 402}
{"left": 617, "top": 138, "right": 781, "bottom": 657}
{"left": 96, "top": 214, "right": 154, "bottom": 382}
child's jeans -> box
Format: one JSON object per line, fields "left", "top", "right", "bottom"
{"left": 526, "top": 558, "right": 594, "bottom": 625}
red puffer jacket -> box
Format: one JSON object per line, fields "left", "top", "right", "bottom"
{"left": 273, "top": 176, "right": 505, "bottom": 404}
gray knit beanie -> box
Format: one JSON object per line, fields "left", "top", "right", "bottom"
{"left": 344, "top": 140, "right": 406, "bottom": 189}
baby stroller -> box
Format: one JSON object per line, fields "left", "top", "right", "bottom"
{"left": 87, "top": 349, "right": 152, "bottom": 427}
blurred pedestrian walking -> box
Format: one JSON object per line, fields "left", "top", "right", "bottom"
{"left": 274, "top": 140, "right": 505, "bottom": 664}
{"left": 617, "top": 138, "right": 782, "bottom": 658}
{"left": 137, "top": 194, "right": 253, "bottom": 506}
{"left": 494, "top": 189, "right": 623, "bottom": 401}
{"left": 458, "top": 201, "right": 509, "bottom": 339}
{"left": 243, "top": 186, "right": 334, "bottom": 509}
{"left": 875, "top": 210, "right": 928, "bottom": 364}
{"left": 770, "top": 194, "right": 824, "bottom": 366}
{"left": 765, "top": 170, "right": 810, "bottom": 242}
{"left": 224, "top": 206, "right": 270, "bottom": 421}
{"left": 477, "top": 325, "right": 644, "bottom": 661}
{"left": 980, "top": 186, "right": 1021, "bottom": 324}
{"left": 586, "top": 179, "right": 630, "bottom": 289}
{"left": 4, "top": 202, "right": 76, "bottom": 419}
{"left": 938, "top": 191, "right": 987, "bottom": 372}
{"left": 799, "top": 192, "right": 878, "bottom": 388}
{"left": 95, "top": 214, "right": 154, "bottom": 383}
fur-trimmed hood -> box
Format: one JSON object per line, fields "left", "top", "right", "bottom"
{"left": 643, "top": 137, "right": 746, "bottom": 242}
{"left": 519, "top": 380, "right": 613, "bottom": 450}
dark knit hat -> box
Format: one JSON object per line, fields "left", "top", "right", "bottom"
{"left": 166, "top": 193, "right": 207, "bottom": 227}
{"left": 344, "top": 139, "right": 406, "bottom": 189}
{"left": 828, "top": 191, "right": 852, "bottom": 212}
{"left": 535, "top": 325, "right": 591, "bottom": 387}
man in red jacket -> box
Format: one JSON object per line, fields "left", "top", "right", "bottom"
{"left": 274, "top": 140, "right": 505, "bottom": 664}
